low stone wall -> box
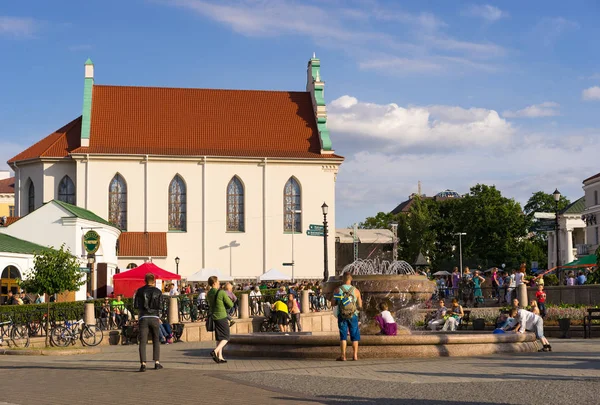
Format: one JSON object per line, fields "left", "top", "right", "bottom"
{"left": 529, "top": 285, "right": 600, "bottom": 306}
{"left": 227, "top": 332, "right": 541, "bottom": 359}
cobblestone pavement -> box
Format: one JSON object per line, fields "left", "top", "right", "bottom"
{"left": 1, "top": 339, "right": 599, "bottom": 404}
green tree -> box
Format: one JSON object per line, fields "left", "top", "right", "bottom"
{"left": 358, "top": 211, "right": 397, "bottom": 229}
{"left": 445, "top": 184, "right": 529, "bottom": 269}
{"left": 524, "top": 191, "right": 570, "bottom": 218}
{"left": 397, "top": 197, "right": 438, "bottom": 264}
{"left": 20, "top": 244, "right": 85, "bottom": 347}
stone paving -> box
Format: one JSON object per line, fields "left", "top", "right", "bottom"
{"left": 1, "top": 338, "right": 599, "bottom": 404}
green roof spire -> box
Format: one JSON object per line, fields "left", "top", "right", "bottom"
{"left": 85, "top": 58, "right": 93, "bottom": 65}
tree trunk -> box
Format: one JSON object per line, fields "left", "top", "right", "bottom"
{"left": 45, "top": 300, "right": 50, "bottom": 348}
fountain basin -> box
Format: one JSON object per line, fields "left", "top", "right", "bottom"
{"left": 227, "top": 333, "right": 541, "bottom": 359}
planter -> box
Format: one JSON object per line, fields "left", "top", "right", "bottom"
{"left": 472, "top": 318, "right": 486, "bottom": 331}
{"left": 558, "top": 318, "right": 571, "bottom": 339}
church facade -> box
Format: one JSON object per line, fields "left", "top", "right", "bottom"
{"left": 7, "top": 56, "right": 342, "bottom": 282}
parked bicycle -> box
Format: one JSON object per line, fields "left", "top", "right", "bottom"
{"left": 50, "top": 319, "right": 103, "bottom": 347}
{"left": 0, "top": 319, "right": 30, "bottom": 348}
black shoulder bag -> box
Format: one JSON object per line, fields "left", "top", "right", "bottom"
{"left": 206, "top": 290, "right": 219, "bottom": 332}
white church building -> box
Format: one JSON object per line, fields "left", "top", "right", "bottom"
{"left": 4, "top": 55, "right": 342, "bottom": 294}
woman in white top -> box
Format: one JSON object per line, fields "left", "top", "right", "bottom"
{"left": 507, "top": 307, "right": 551, "bottom": 352}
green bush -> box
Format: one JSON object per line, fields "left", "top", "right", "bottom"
{"left": 544, "top": 274, "right": 559, "bottom": 286}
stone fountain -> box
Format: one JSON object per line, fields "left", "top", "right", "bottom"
{"left": 226, "top": 259, "right": 542, "bottom": 359}
{"left": 322, "top": 259, "right": 436, "bottom": 333}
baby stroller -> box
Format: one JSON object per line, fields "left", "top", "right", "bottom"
{"left": 259, "top": 304, "right": 280, "bottom": 333}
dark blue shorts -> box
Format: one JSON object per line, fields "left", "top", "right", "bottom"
{"left": 338, "top": 315, "right": 360, "bottom": 342}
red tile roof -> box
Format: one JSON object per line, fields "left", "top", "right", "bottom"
{"left": 118, "top": 232, "right": 167, "bottom": 257}
{"left": 8, "top": 118, "right": 82, "bottom": 163}
{"left": 0, "top": 217, "right": 20, "bottom": 227}
{"left": 9, "top": 85, "right": 343, "bottom": 163}
{"left": 0, "top": 177, "right": 14, "bottom": 194}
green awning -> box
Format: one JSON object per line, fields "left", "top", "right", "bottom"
{"left": 562, "top": 254, "right": 597, "bottom": 268}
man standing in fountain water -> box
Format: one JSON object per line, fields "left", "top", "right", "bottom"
{"left": 333, "top": 272, "right": 363, "bottom": 361}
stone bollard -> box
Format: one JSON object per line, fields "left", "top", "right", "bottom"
{"left": 517, "top": 283, "right": 528, "bottom": 306}
{"left": 169, "top": 297, "right": 180, "bottom": 324}
{"left": 301, "top": 290, "right": 310, "bottom": 314}
{"left": 84, "top": 302, "right": 96, "bottom": 325}
{"left": 239, "top": 294, "right": 249, "bottom": 319}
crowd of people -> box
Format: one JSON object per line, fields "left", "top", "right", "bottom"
{"left": 430, "top": 264, "right": 551, "bottom": 308}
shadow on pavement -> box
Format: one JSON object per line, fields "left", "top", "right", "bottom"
{"left": 272, "top": 395, "right": 507, "bottom": 405}
{"left": 379, "top": 369, "right": 600, "bottom": 382}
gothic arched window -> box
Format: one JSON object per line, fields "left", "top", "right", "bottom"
{"left": 283, "top": 177, "right": 301, "bottom": 233}
{"left": 108, "top": 174, "right": 127, "bottom": 230}
{"left": 226, "top": 176, "right": 245, "bottom": 232}
{"left": 168, "top": 175, "right": 186, "bottom": 231}
{"left": 58, "top": 175, "right": 76, "bottom": 205}
{"left": 27, "top": 180, "right": 35, "bottom": 214}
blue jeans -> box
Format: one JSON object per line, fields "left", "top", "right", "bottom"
{"left": 338, "top": 315, "right": 360, "bottom": 342}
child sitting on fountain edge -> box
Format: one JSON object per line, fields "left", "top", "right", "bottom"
{"left": 375, "top": 303, "right": 397, "bottom": 336}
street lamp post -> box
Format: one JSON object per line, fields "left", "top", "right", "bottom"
{"left": 390, "top": 222, "right": 398, "bottom": 262}
{"left": 553, "top": 188, "right": 561, "bottom": 272}
{"left": 322, "top": 202, "right": 329, "bottom": 282}
{"left": 175, "top": 256, "right": 180, "bottom": 275}
{"left": 453, "top": 232, "right": 466, "bottom": 277}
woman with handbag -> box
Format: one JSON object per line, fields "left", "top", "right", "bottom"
{"left": 207, "top": 276, "right": 234, "bottom": 364}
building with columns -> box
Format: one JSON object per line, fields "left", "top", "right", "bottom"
{"left": 580, "top": 172, "right": 600, "bottom": 257}
{"left": 546, "top": 197, "right": 586, "bottom": 268}
{"left": 4, "top": 55, "right": 342, "bottom": 291}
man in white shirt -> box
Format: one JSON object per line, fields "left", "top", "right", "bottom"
{"left": 169, "top": 284, "right": 179, "bottom": 296}
{"left": 428, "top": 299, "right": 447, "bottom": 331}
{"left": 506, "top": 307, "right": 551, "bottom": 351}
{"left": 249, "top": 286, "right": 262, "bottom": 315}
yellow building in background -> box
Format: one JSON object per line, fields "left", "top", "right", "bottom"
{"left": 0, "top": 171, "right": 15, "bottom": 218}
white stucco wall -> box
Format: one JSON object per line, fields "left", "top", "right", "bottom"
{"left": 11, "top": 155, "right": 340, "bottom": 281}
{"left": 0, "top": 252, "right": 34, "bottom": 281}
{"left": 77, "top": 156, "right": 339, "bottom": 280}
{"left": 583, "top": 178, "right": 600, "bottom": 251}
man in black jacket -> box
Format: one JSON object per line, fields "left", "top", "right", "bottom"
{"left": 134, "top": 273, "right": 163, "bottom": 372}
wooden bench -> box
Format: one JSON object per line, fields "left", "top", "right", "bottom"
{"left": 458, "top": 310, "right": 471, "bottom": 330}
{"left": 583, "top": 308, "right": 600, "bottom": 339}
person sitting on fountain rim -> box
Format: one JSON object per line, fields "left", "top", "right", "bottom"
{"left": 375, "top": 303, "right": 397, "bottom": 336}
{"left": 441, "top": 298, "right": 464, "bottom": 331}
{"left": 332, "top": 271, "right": 362, "bottom": 361}
{"left": 427, "top": 299, "right": 447, "bottom": 331}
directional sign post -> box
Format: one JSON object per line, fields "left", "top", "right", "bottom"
{"left": 309, "top": 224, "right": 324, "bottom": 232}
{"left": 306, "top": 230, "right": 324, "bottom": 236}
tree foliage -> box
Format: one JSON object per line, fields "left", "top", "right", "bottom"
{"left": 359, "top": 184, "right": 559, "bottom": 273}
{"left": 20, "top": 244, "right": 85, "bottom": 347}
{"left": 523, "top": 191, "right": 570, "bottom": 218}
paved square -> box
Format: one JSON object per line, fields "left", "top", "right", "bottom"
{"left": 1, "top": 339, "right": 599, "bottom": 404}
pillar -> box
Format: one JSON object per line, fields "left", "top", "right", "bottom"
{"left": 517, "top": 283, "right": 528, "bottom": 307}
{"left": 301, "top": 290, "right": 310, "bottom": 314}
{"left": 239, "top": 294, "right": 249, "bottom": 319}
{"left": 84, "top": 302, "right": 96, "bottom": 325}
{"left": 566, "top": 229, "right": 574, "bottom": 263}
{"left": 168, "top": 297, "right": 179, "bottom": 324}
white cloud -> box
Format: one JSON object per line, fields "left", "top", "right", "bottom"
{"left": 503, "top": 102, "right": 560, "bottom": 118}
{"left": 462, "top": 5, "right": 509, "bottom": 22}
{"left": 167, "top": 0, "right": 506, "bottom": 75}
{"left": 582, "top": 86, "right": 600, "bottom": 101}
{"left": 328, "top": 95, "right": 513, "bottom": 151}
{"left": 328, "top": 95, "right": 598, "bottom": 225}
{"left": 0, "top": 16, "right": 36, "bottom": 37}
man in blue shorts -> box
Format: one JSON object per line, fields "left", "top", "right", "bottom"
{"left": 332, "top": 271, "right": 363, "bottom": 361}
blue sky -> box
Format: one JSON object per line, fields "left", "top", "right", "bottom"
{"left": 2, "top": 0, "right": 600, "bottom": 227}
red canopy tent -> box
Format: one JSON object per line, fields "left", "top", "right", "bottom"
{"left": 113, "top": 262, "right": 181, "bottom": 297}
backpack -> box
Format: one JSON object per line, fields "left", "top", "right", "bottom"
{"left": 338, "top": 286, "right": 357, "bottom": 319}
